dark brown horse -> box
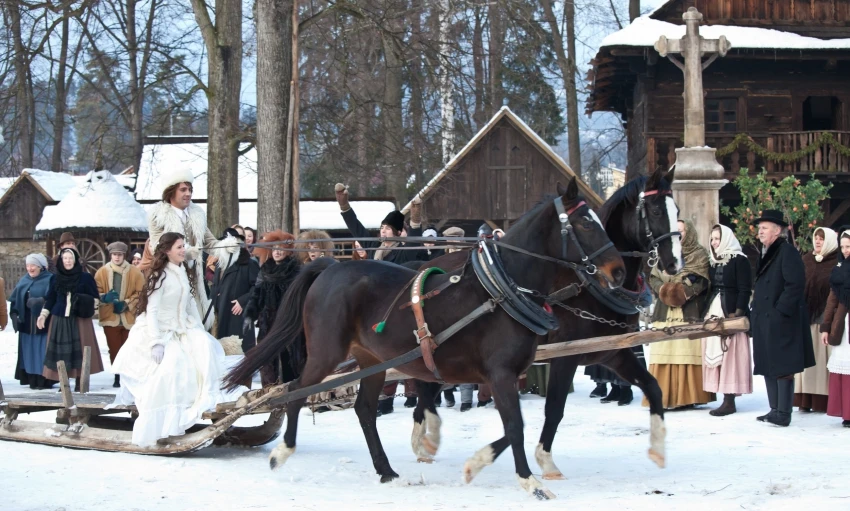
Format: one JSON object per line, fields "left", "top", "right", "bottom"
{"left": 408, "top": 168, "right": 682, "bottom": 484}
{"left": 224, "top": 178, "right": 625, "bottom": 499}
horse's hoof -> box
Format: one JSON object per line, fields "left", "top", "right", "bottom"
{"left": 533, "top": 488, "right": 557, "bottom": 500}
{"left": 417, "top": 456, "right": 434, "bottom": 464}
{"left": 463, "top": 446, "right": 495, "bottom": 484}
{"left": 421, "top": 437, "right": 438, "bottom": 456}
{"left": 648, "top": 448, "right": 666, "bottom": 468}
{"left": 269, "top": 444, "right": 295, "bottom": 470}
{"left": 380, "top": 472, "right": 400, "bottom": 483}
{"left": 542, "top": 472, "right": 566, "bottom": 481}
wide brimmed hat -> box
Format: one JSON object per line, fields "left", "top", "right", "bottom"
{"left": 751, "top": 209, "right": 786, "bottom": 227}
{"left": 59, "top": 232, "right": 76, "bottom": 245}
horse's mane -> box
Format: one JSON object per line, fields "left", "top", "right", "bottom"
{"left": 597, "top": 174, "right": 673, "bottom": 226}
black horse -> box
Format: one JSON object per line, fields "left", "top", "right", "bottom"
{"left": 408, "top": 168, "right": 682, "bottom": 483}
{"left": 224, "top": 178, "right": 625, "bottom": 499}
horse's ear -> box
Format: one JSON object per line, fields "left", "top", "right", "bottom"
{"left": 645, "top": 167, "right": 662, "bottom": 191}
{"left": 559, "top": 177, "right": 579, "bottom": 201}
{"left": 663, "top": 166, "right": 676, "bottom": 185}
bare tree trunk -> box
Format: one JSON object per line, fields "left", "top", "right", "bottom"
{"left": 8, "top": 3, "right": 33, "bottom": 169}
{"left": 256, "top": 0, "right": 294, "bottom": 234}
{"left": 191, "top": 0, "right": 242, "bottom": 236}
{"left": 630, "top": 0, "right": 640, "bottom": 22}
{"left": 472, "top": 6, "right": 485, "bottom": 127}
{"left": 487, "top": 0, "right": 504, "bottom": 115}
{"left": 282, "top": 4, "right": 300, "bottom": 233}
{"left": 51, "top": 12, "right": 70, "bottom": 172}
{"left": 380, "top": 13, "right": 407, "bottom": 208}
{"left": 438, "top": 0, "right": 454, "bottom": 164}
{"left": 541, "top": 0, "right": 581, "bottom": 176}
{"left": 126, "top": 0, "right": 144, "bottom": 175}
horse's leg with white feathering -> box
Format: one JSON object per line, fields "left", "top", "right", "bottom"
{"left": 411, "top": 381, "right": 442, "bottom": 463}
{"left": 463, "top": 373, "right": 556, "bottom": 500}
{"left": 605, "top": 348, "right": 667, "bottom": 467}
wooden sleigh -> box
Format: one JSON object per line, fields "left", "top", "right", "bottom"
{"left": 0, "top": 317, "right": 749, "bottom": 455}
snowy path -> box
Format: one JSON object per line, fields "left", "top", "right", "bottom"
{"left": 2, "top": 322, "right": 849, "bottom": 511}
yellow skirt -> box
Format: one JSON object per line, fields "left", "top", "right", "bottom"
{"left": 642, "top": 364, "right": 716, "bottom": 409}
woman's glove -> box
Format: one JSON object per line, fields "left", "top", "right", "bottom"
{"left": 658, "top": 282, "right": 688, "bottom": 308}
{"left": 335, "top": 183, "right": 350, "bottom": 212}
{"left": 113, "top": 301, "right": 127, "bottom": 314}
{"left": 101, "top": 290, "right": 119, "bottom": 304}
{"left": 151, "top": 344, "right": 165, "bottom": 364}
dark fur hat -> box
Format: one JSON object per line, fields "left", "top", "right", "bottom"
{"left": 381, "top": 210, "right": 405, "bottom": 233}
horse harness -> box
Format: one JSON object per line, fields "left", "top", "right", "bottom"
{"left": 636, "top": 189, "right": 681, "bottom": 268}
{"left": 402, "top": 197, "right": 613, "bottom": 379}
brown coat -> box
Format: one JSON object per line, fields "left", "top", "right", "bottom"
{"left": 0, "top": 278, "right": 7, "bottom": 329}
{"left": 821, "top": 289, "right": 848, "bottom": 347}
{"left": 94, "top": 261, "right": 145, "bottom": 328}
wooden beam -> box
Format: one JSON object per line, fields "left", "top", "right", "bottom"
{"left": 57, "top": 361, "right": 74, "bottom": 409}
{"left": 484, "top": 220, "right": 500, "bottom": 230}
{"left": 80, "top": 347, "right": 91, "bottom": 394}
{"left": 823, "top": 199, "right": 850, "bottom": 227}
{"left": 434, "top": 219, "right": 448, "bottom": 230}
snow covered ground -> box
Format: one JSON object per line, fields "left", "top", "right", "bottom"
{"left": 2, "top": 321, "right": 849, "bottom": 511}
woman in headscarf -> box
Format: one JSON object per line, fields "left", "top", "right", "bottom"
{"left": 645, "top": 219, "right": 715, "bottom": 409}
{"left": 9, "top": 254, "right": 55, "bottom": 389}
{"left": 821, "top": 229, "right": 850, "bottom": 427}
{"left": 37, "top": 248, "right": 105, "bottom": 391}
{"left": 702, "top": 224, "right": 753, "bottom": 416}
{"left": 243, "top": 230, "right": 301, "bottom": 386}
{"left": 795, "top": 227, "right": 839, "bottom": 412}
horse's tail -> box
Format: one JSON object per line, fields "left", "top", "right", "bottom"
{"left": 223, "top": 257, "right": 338, "bottom": 390}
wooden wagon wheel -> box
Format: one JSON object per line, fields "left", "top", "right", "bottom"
{"left": 76, "top": 238, "right": 107, "bottom": 273}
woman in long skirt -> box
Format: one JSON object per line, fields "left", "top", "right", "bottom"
{"left": 645, "top": 219, "right": 715, "bottom": 409}
{"left": 702, "top": 224, "right": 753, "bottom": 416}
{"left": 109, "top": 232, "right": 245, "bottom": 446}
{"left": 795, "top": 227, "right": 839, "bottom": 412}
{"left": 37, "top": 248, "right": 104, "bottom": 391}
{"left": 821, "top": 230, "right": 850, "bottom": 427}
{"left": 9, "top": 254, "right": 55, "bottom": 389}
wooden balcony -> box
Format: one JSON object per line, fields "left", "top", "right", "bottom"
{"left": 647, "top": 131, "right": 850, "bottom": 177}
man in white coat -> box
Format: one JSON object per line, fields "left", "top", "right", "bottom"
{"left": 141, "top": 168, "right": 236, "bottom": 330}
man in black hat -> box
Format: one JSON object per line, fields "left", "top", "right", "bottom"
{"left": 335, "top": 183, "right": 427, "bottom": 266}
{"left": 750, "top": 209, "right": 815, "bottom": 427}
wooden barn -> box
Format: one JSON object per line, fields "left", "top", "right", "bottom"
{"left": 401, "top": 107, "right": 602, "bottom": 234}
{"left": 587, "top": 0, "right": 850, "bottom": 228}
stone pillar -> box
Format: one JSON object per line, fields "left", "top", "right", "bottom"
{"left": 671, "top": 147, "right": 728, "bottom": 244}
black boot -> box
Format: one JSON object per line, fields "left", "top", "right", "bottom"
{"left": 767, "top": 378, "right": 794, "bottom": 427}
{"left": 759, "top": 375, "right": 779, "bottom": 423}
{"left": 477, "top": 398, "right": 493, "bottom": 408}
{"left": 710, "top": 394, "right": 737, "bottom": 417}
{"left": 460, "top": 403, "right": 472, "bottom": 412}
{"left": 617, "top": 386, "right": 633, "bottom": 406}
{"left": 843, "top": 420, "right": 850, "bottom": 428}
{"left": 589, "top": 383, "right": 607, "bottom": 398}
{"left": 74, "top": 379, "right": 81, "bottom": 392}
{"left": 113, "top": 375, "right": 121, "bottom": 388}
{"left": 600, "top": 386, "right": 622, "bottom": 403}
{"left": 404, "top": 396, "right": 417, "bottom": 408}
{"left": 444, "top": 389, "right": 456, "bottom": 408}
{"left": 756, "top": 410, "right": 776, "bottom": 422}
{"left": 378, "top": 398, "right": 394, "bottom": 416}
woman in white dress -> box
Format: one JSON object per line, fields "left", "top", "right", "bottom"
{"left": 110, "top": 232, "right": 236, "bottom": 446}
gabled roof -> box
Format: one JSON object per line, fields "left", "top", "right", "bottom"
{"left": 0, "top": 169, "right": 78, "bottom": 209}
{"left": 401, "top": 106, "right": 602, "bottom": 213}
{"left": 35, "top": 171, "right": 148, "bottom": 234}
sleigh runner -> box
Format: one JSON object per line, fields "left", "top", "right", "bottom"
{"left": 0, "top": 316, "right": 748, "bottom": 454}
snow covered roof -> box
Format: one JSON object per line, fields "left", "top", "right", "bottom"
{"left": 183, "top": 200, "right": 396, "bottom": 232}
{"left": 401, "top": 106, "right": 602, "bottom": 213}
{"left": 134, "top": 143, "right": 257, "bottom": 201}
{"left": 600, "top": 16, "right": 850, "bottom": 50}
{"left": 0, "top": 177, "right": 15, "bottom": 198}
{"left": 35, "top": 170, "right": 148, "bottom": 234}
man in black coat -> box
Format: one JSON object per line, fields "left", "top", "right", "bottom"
{"left": 751, "top": 210, "right": 815, "bottom": 427}
{"left": 335, "top": 183, "right": 428, "bottom": 266}
{"left": 211, "top": 229, "right": 260, "bottom": 353}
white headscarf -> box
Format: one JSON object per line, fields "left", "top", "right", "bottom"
{"left": 813, "top": 227, "right": 838, "bottom": 263}
{"left": 708, "top": 224, "right": 745, "bottom": 267}
{"left": 25, "top": 253, "right": 48, "bottom": 269}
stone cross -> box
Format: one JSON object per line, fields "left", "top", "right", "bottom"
{"left": 655, "top": 7, "right": 731, "bottom": 148}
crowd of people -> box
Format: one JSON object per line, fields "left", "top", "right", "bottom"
{"left": 4, "top": 169, "right": 850, "bottom": 448}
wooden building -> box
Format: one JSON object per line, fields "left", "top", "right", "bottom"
{"left": 587, "top": 0, "right": 850, "bottom": 228}
{"left": 402, "top": 107, "right": 602, "bottom": 234}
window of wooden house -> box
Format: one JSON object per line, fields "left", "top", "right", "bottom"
{"left": 705, "top": 98, "right": 737, "bottom": 133}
